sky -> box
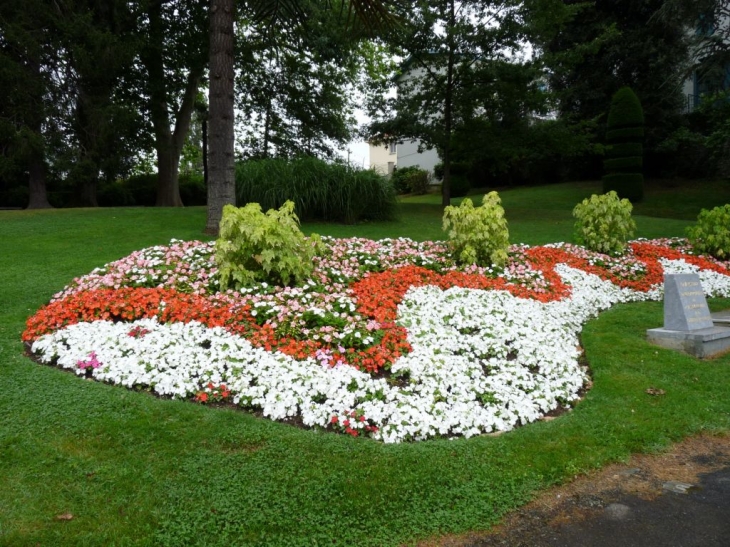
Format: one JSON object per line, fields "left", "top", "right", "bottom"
{"left": 335, "top": 107, "right": 371, "bottom": 169}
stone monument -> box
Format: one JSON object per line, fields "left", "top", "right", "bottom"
{"left": 646, "top": 273, "right": 730, "bottom": 358}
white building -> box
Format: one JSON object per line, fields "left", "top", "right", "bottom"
{"left": 369, "top": 141, "right": 397, "bottom": 175}
{"left": 368, "top": 62, "right": 441, "bottom": 177}
{"left": 368, "top": 139, "right": 440, "bottom": 176}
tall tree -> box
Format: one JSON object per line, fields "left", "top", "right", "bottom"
{"left": 137, "top": 0, "right": 208, "bottom": 207}
{"left": 368, "top": 0, "right": 575, "bottom": 206}
{"left": 661, "top": 0, "right": 730, "bottom": 93}
{"left": 204, "top": 0, "right": 398, "bottom": 234}
{"left": 58, "top": 0, "right": 140, "bottom": 207}
{"left": 545, "top": 0, "right": 692, "bottom": 157}
{"left": 206, "top": 0, "right": 236, "bottom": 232}
{"left": 234, "top": 14, "right": 369, "bottom": 160}
{"left": 0, "top": 0, "right": 58, "bottom": 209}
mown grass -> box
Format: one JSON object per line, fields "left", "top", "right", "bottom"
{"left": 1, "top": 180, "right": 730, "bottom": 546}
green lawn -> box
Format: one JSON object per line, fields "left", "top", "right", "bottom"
{"left": 1, "top": 180, "right": 730, "bottom": 546}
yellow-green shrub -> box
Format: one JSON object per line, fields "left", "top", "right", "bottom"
{"left": 573, "top": 191, "right": 636, "bottom": 256}
{"left": 442, "top": 191, "right": 509, "bottom": 268}
{"left": 215, "top": 201, "right": 322, "bottom": 289}
{"left": 686, "top": 204, "right": 730, "bottom": 259}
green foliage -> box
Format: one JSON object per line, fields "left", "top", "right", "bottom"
{"left": 179, "top": 173, "right": 206, "bottom": 205}
{"left": 215, "top": 201, "right": 323, "bottom": 289}
{"left": 433, "top": 162, "right": 471, "bottom": 196}
{"left": 603, "top": 156, "right": 643, "bottom": 171}
{"left": 686, "top": 204, "right": 730, "bottom": 260}
{"left": 391, "top": 166, "right": 430, "bottom": 195}
{"left": 442, "top": 191, "right": 509, "bottom": 267}
{"left": 366, "top": 1, "right": 577, "bottom": 206}
{"left": 606, "top": 87, "right": 645, "bottom": 128}
{"left": 235, "top": 157, "right": 397, "bottom": 224}
{"left": 544, "top": 0, "right": 688, "bottom": 159}
{"left": 658, "top": 91, "right": 730, "bottom": 178}
{"left": 608, "top": 143, "right": 643, "bottom": 158}
{"left": 606, "top": 126, "right": 645, "bottom": 141}
{"left": 97, "top": 180, "right": 136, "bottom": 207}
{"left": 573, "top": 191, "right": 637, "bottom": 255}
{"left": 602, "top": 86, "right": 644, "bottom": 202}
{"left": 97, "top": 173, "right": 206, "bottom": 207}
{"left": 449, "top": 175, "right": 471, "bottom": 198}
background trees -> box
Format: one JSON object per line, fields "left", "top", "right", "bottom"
{"left": 0, "top": 0, "right": 61, "bottom": 209}
{"left": 1, "top": 0, "right": 717, "bottom": 215}
{"left": 544, "top": 0, "right": 692, "bottom": 177}
{"left": 204, "top": 0, "right": 398, "bottom": 233}
{"left": 369, "top": 0, "right": 527, "bottom": 206}
{"left": 368, "top": 0, "right": 582, "bottom": 205}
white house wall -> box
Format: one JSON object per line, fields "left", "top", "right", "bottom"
{"left": 369, "top": 143, "right": 397, "bottom": 175}
{"left": 396, "top": 140, "right": 440, "bottom": 173}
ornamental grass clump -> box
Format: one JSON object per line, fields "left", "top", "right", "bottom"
{"left": 215, "top": 201, "right": 322, "bottom": 290}
{"left": 686, "top": 204, "right": 730, "bottom": 260}
{"left": 442, "top": 191, "right": 509, "bottom": 268}
{"left": 573, "top": 191, "right": 636, "bottom": 256}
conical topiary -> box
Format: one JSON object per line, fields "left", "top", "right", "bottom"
{"left": 602, "top": 86, "right": 644, "bottom": 202}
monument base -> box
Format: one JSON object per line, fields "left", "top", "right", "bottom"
{"left": 646, "top": 326, "right": 730, "bottom": 359}
{"left": 712, "top": 311, "right": 730, "bottom": 327}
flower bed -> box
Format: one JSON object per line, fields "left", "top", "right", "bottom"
{"left": 24, "top": 237, "right": 730, "bottom": 443}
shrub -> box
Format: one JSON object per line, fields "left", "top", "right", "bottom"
{"left": 442, "top": 191, "right": 510, "bottom": 268}
{"left": 405, "top": 169, "right": 430, "bottom": 195}
{"left": 449, "top": 174, "right": 471, "bottom": 198}
{"left": 391, "top": 166, "right": 427, "bottom": 195}
{"left": 236, "top": 157, "right": 396, "bottom": 224}
{"left": 434, "top": 162, "right": 472, "bottom": 197}
{"left": 686, "top": 204, "right": 730, "bottom": 260}
{"left": 215, "top": 201, "right": 323, "bottom": 290}
{"left": 602, "top": 86, "right": 644, "bottom": 202}
{"left": 125, "top": 173, "right": 158, "bottom": 206}
{"left": 97, "top": 181, "right": 135, "bottom": 207}
{"left": 573, "top": 191, "right": 636, "bottom": 256}
{"left": 179, "top": 173, "right": 206, "bottom": 205}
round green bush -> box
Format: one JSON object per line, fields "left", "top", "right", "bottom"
{"left": 125, "top": 173, "right": 158, "bottom": 206}
{"left": 686, "top": 204, "right": 730, "bottom": 259}
{"left": 442, "top": 191, "right": 509, "bottom": 268}
{"left": 391, "top": 166, "right": 424, "bottom": 195}
{"left": 573, "top": 191, "right": 637, "bottom": 256}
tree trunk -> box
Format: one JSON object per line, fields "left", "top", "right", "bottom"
{"left": 74, "top": 87, "right": 100, "bottom": 207}
{"left": 441, "top": 0, "right": 456, "bottom": 208}
{"left": 144, "top": 0, "right": 203, "bottom": 207}
{"left": 205, "top": 0, "right": 237, "bottom": 234}
{"left": 156, "top": 143, "right": 182, "bottom": 206}
{"left": 79, "top": 177, "right": 99, "bottom": 207}
{"left": 26, "top": 151, "right": 53, "bottom": 209}
{"left": 25, "top": 74, "right": 52, "bottom": 210}
{"left": 202, "top": 116, "right": 209, "bottom": 188}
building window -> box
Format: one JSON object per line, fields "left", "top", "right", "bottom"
{"left": 389, "top": 142, "right": 397, "bottom": 155}
{"left": 387, "top": 161, "right": 395, "bottom": 175}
